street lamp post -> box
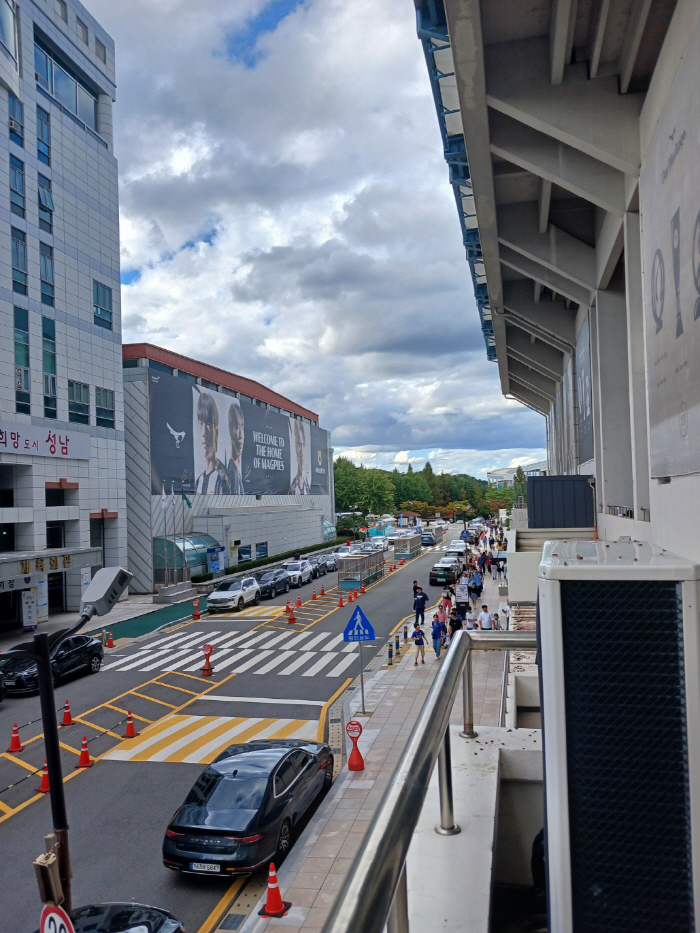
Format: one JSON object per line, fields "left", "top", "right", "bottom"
{"left": 0, "top": 567, "right": 132, "bottom": 914}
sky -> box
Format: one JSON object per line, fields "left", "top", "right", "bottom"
{"left": 89, "top": 0, "right": 547, "bottom": 479}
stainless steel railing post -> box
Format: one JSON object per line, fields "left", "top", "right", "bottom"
{"left": 460, "top": 648, "right": 478, "bottom": 738}
{"left": 387, "top": 863, "right": 409, "bottom": 933}
{"left": 435, "top": 726, "right": 461, "bottom": 835}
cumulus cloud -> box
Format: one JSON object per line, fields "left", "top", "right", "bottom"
{"left": 90, "top": 0, "right": 546, "bottom": 473}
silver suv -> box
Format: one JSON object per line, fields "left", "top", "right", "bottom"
{"left": 207, "top": 577, "right": 261, "bottom": 612}
{"left": 282, "top": 560, "right": 313, "bottom": 587}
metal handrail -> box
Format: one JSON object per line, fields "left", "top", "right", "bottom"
{"left": 320, "top": 629, "right": 537, "bottom": 933}
{"left": 498, "top": 649, "right": 510, "bottom": 727}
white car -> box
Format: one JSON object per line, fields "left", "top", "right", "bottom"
{"left": 207, "top": 576, "right": 261, "bottom": 612}
{"left": 371, "top": 537, "right": 389, "bottom": 551}
{"left": 282, "top": 560, "right": 313, "bottom": 587}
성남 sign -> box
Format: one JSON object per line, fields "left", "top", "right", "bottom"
{"left": 0, "top": 421, "right": 90, "bottom": 460}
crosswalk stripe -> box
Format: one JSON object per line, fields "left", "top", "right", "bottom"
{"left": 253, "top": 651, "right": 296, "bottom": 675}
{"left": 182, "top": 717, "right": 278, "bottom": 764}
{"left": 149, "top": 716, "right": 235, "bottom": 762}
{"left": 231, "top": 650, "right": 273, "bottom": 673}
{"left": 137, "top": 629, "right": 208, "bottom": 651}
{"left": 302, "top": 652, "right": 339, "bottom": 677}
{"left": 260, "top": 631, "right": 297, "bottom": 650}
{"left": 203, "top": 648, "right": 255, "bottom": 673}
{"left": 135, "top": 631, "right": 241, "bottom": 672}
{"left": 267, "top": 719, "right": 314, "bottom": 740}
{"left": 321, "top": 633, "right": 345, "bottom": 651}
{"left": 173, "top": 633, "right": 268, "bottom": 672}
{"left": 107, "top": 715, "right": 202, "bottom": 761}
{"left": 303, "top": 632, "right": 334, "bottom": 651}
{"left": 277, "top": 653, "right": 314, "bottom": 676}
{"left": 326, "top": 654, "right": 358, "bottom": 677}
{"left": 102, "top": 630, "right": 226, "bottom": 671}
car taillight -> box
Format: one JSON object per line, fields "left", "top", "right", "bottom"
{"left": 165, "top": 829, "right": 183, "bottom": 837}
{"left": 234, "top": 834, "right": 264, "bottom": 844}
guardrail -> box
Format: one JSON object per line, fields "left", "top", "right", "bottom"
{"left": 320, "top": 629, "right": 537, "bottom": 933}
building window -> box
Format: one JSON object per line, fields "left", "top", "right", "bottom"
{"left": 46, "top": 520, "right": 65, "bottom": 549}
{"left": 40, "top": 243, "right": 55, "bottom": 306}
{"left": 8, "top": 93, "right": 23, "bottom": 146}
{"left": 46, "top": 487, "right": 65, "bottom": 507}
{"left": 34, "top": 42, "right": 97, "bottom": 131}
{"left": 148, "top": 359, "right": 173, "bottom": 375}
{"left": 68, "top": 380, "right": 89, "bottom": 424}
{"left": 38, "top": 175, "right": 54, "bottom": 233}
{"left": 0, "top": 523, "right": 15, "bottom": 552}
{"left": 93, "top": 281, "right": 113, "bottom": 330}
{"left": 95, "top": 387, "right": 115, "bottom": 429}
{"left": 0, "top": 0, "right": 16, "bottom": 59}
{"left": 11, "top": 227, "right": 27, "bottom": 295}
{"left": 9, "top": 154, "right": 25, "bottom": 217}
{"left": 55, "top": 0, "right": 67, "bottom": 22}
{"left": 37, "top": 107, "right": 51, "bottom": 165}
{"left": 42, "top": 317, "right": 57, "bottom": 419}
{"left": 14, "top": 306, "right": 30, "bottom": 415}
{"left": 76, "top": 18, "right": 88, "bottom": 44}
{"left": 177, "top": 370, "right": 197, "bottom": 383}
{"left": 95, "top": 38, "right": 106, "bottom": 63}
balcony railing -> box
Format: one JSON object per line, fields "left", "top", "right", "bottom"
{"left": 320, "top": 629, "right": 538, "bottom": 933}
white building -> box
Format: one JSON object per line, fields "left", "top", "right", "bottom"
{"left": 0, "top": 0, "right": 125, "bottom": 632}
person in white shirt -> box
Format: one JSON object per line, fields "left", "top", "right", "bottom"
{"left": 478, "top": 605, "right": 494, "bottom": 630}
{"left": 465, "top": 607, "right": 478, "bottom": 630}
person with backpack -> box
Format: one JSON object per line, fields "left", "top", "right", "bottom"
{"left": 441, "top": 586, "right": 453, "bottom": 614}
{"left": 431, "top": 614, "right": 444, "bottom": 659}
{"left": 414, "top": 586, "right": 429, "bottom": 625}
{"left": 412, "top": 620, "right": 427, "bottom": 665}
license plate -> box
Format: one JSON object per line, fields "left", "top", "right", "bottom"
{"left": 190, "top": 862, "right": 220, "bottom": 872}
{"left": 4, "top": 679, "right": 15, "bottom": 686}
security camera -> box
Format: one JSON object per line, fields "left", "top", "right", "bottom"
{"left": 81, "top": 567, "right": 133, "bottom": 618}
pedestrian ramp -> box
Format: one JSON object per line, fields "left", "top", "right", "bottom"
{"left": 103, "top": 713, "right": 318, "bottom": 765}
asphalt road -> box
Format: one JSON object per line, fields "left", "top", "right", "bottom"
{"left": 0, "top": 540, "right": 450, "bottom": 933}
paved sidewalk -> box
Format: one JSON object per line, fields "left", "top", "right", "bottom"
{"left": 236, "top": 571, "right": 506, "bottom": 933}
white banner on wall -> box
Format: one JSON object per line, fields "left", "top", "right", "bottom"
{"left": 641, "top": 18, "right": 700, "bottom": 476}
{"left": 0, "top": 421, "right": 91, "bottom": 460}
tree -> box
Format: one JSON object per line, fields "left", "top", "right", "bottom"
{"left": 514, "top": 466, "right": 527, "bottom": 500}
{"left": 358, "top": 469, "right": 395, "bottom": 515}
{"left": 333, "top": 457, "right": 361, "bottom": 511}
{"left": 399, "top": 500, "right": 432, "bottom": 519}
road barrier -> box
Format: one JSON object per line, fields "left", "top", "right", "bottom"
{"left": 201, "top": 644, "right": 214, "bottom": 677}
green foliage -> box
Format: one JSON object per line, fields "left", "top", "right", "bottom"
{"left": 514, "top": 465, "right": 527, "bottom": 499}
{"left": 398, "top": 499, "right": 432, "bottom": 518}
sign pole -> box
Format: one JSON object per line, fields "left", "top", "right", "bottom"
{"left": 359, "top": 641, "right": 365, "bottom": 715}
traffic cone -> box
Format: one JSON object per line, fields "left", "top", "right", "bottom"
{"left": 75, "top": 736, "right": 92, "bottom": 769}
{"left": 287, "top": 607, "right": 296, "bottom": 623}
{"left": 400, "top": 558, "right": 405, "bottom": 566}
{"left": 347, "top": 591, "right": 353, "bottom": 603}
{"left": 202, "top": 648, "right": 214, "bottom": 677}
{"left": 258, "top": 862, "right": 291, "bottom": 918}
{"left": 338, "top": 595, "right": 344, "bottom": 607}
{"left": 361, "top": 583, "right": 366, "bottom": 594}
{"left": 106, "top": 631, "right": 114, "bottom": 648}
{"left": 37, "top": 760, "right": 50, "bottom": 793}
{"left": 7, "top": 723, "right": 23, "bottom": 753}
{"left": 285, "top": 600, "right": 291, "bottom": 613}
{"left": 312, "top": 589, "right": 317, "bottom": 600}
{"left": 389, "top": 563, "right": 394, "bottom": 572}
{"left": 320, "top": 584, "right": 325, "bottom": 596}
{"left": 354, "top": 588, "right": 358, "bottom": 599}
{"left": 60, "top": 701, "right": 73, "bottom": 727}
{"left": 296, "top": 596, "right": 302, "bottom": 608}
{"left": 123, "top": 712, "right": 138, "bottom": 739}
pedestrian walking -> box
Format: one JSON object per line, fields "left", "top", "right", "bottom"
{"left": 441, "top": 586, "right": 453, "bottom": 614}
{"left": 493, "top": 612, "right": 502, "bottom": 630}
{"left": 412, "top": 580, "right": 420, "bottom": 599}
{"left": 431, "top": 614, "right": 443, "bottom": 659}
{"left": 448, "top": 609, "right": 463, "bottom": 644}
{"left": 414, "top": 586, "right": 429, "bottom": 625}
{"left": 465, "top": 606, "right": 478, "bottom": 630}
{"left": 478, "top": 604, "right": 494, "bottom": 630}
{"left": 412, "top": 621, "right": 427, "bottom": 665}
{"left": 474, "top": 569, "right": 483, "bottom": 599}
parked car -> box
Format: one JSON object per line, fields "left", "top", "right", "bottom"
{"left": 207, "top": 577, "right": 261, "bottom": 612}
{"left": 321, "top": 553, "right": 338, "bottom": 571}
{"left": 334, "top": 545, "right": 354, "bottom": 557}
{"left": 429, "top": 561, "right": 460, "bottom": 586}
{"left": 372, "top": 537, "right": 389, "bottom": 551}
{"left": 0, "top": 672, "right": 5, "bottom": 704}
{"left": 0, "top": 631, "right": 104, "bottom": 696}
{"left": 282, "top": 560, "right": 313, "bottom": 587}
{"left": 254, "top": 568, "right": 290, "bottom": 598}
{"left": 420, "top": 533, "right": 437, "bottom": 546}
{"left": 37, "top": 904, "right": 186, "bottom": 933}
{"left": 308, "top": 556, "right": 328, "bottom": 577}
{"left": 163, "top": 739, "right": 333, "bottom": 875}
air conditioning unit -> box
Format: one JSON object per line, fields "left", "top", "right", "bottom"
{"left": 8, "top": 118, "right": 22, "bottom": 135}
{"left": 538, "top": 538, "right": 700, "bottom": 933}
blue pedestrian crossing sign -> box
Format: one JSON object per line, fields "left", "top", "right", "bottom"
{"left": 343, "top": 605, "right": 376, "bottom": 642}
{"left": 460, "top": 529, "right": 469, "bottom": 539}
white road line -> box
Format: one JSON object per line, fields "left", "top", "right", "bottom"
{"left": 230, "top": 650, "right": 273, "bottom": 674}
{"left": 203, "top": 648, "right": 255, "bottom": 673}
{"left": 252, "top": 651, "right": 297, "bottom": 675}
{"left": 259, "top": 631, "right": 297, "bottom": 650}
{"left": 159, "top": 647, "right": 242, "bottom": 673}
{"left": 341, "top": 641, "right": 361, "bottom": 653}
{"left": 302, "top": 653, "right": 339, "bottom": 677}
{"left": 197, "top": 695, "right": 325, "bottom": 706}
{"left": 282, "top": 632, "right": 315, "bottom": 648}
{"left": 302, "top": 632, "right": 334, "bottom": 651}
{"left": 277, "top": 654, "right": 315, "bottom": 676}
{"left": 326, "top": 654, "right": 358, "bottom": 677}
{"left": 102, "top": 630, "right": 227, "bottom": 671}
{"left": 149, "top": 716, "right": 233, "bottom": 762}
{"left": 180, "top": 718, "right": 267, "bottom": 763}
{"left": 101, "top": 650, "right": 153, "bottom": 671}
{"left": 108, "top": 715, "right": 202, "bottom": 761}
{"left": 175, "top": 632, "right": 272, "bottom": 672}
{"left": 136, "top": 629, "right": 210, "bottom": 651}
{"left": 321, "top": 633, "right": 345, "bottom": 651}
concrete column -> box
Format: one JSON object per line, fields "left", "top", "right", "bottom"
{"left": 96, "top": 94, "right": 113, "bottom": 149}
{"left": 594, "top": 267, "right": 634, "bottom": 512}
{"left": 623, "top": 212, "right": 651, "bottom": 521}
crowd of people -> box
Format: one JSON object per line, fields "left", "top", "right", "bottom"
{"left": 411, "top": 521, "right": 510, "bottom": 664}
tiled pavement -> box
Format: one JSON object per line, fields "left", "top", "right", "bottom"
{"left": 236, "top": 572, "right": 506, "bottom": 933}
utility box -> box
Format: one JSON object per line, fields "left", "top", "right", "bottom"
{"left": 527, "top": 475, "right": 594, "bottom": 529}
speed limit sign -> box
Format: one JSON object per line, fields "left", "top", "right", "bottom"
{"left": 40, "top": 905, "right": 75, "bottom": 933}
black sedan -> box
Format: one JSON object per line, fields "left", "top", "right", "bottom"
{"left": 33, "top": 903, "right": 184, "bottom": 933}
{"left": 254, "top": 568, "right": 290, "bottom": 598}
{"left": 163, "top": 739, "right": 333, "bottom": 875}
{"left": 0, "top": 630, "right": 104, "bottom": 695}
{"left": 308, "top": 556, "right": 328, "bottom": 578}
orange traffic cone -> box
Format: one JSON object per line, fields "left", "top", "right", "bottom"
{"left": 106, "top": 631, "right": 114, "bottom": 648}
{"left": 258, "top": 862, "right": 291, "bottom": 918}
{"left": 296, "top": 596, "right": 302, "bottom": 608}
{"left": 37, "top": 760, "right": 50, "bottom": 793}
{"left": 361, "top": 583, "right": 366, "bottom": 594}
{"left": 338, "top": 595, "right": 344, "bottom": 607}
{"left": 287, "top": 607, "right": 296, "bottom": 624}
{"left": 389, "top": 563, "right": 394, "bottom": 572}
{"left": 354, "top": 588, "right": 358, "bottom": 599}
{"left": 400, "top": 558, "right": 405, "bottom": 566}
{"left": 347, "top": 591, "right": 353, "bottom": 603}
{"left": 7, "top": 723, "right": 23, "bottom": 753}
{"left": 75, "top": 737, "right": 92, "bottom": 769}
{"left": 60, "top": 701, "right": 73, "bottom": 727}
{"left": 312, "top": 589, "right": 317, "bottom": 600}
{"left": 123, "top": 712, "right": 138, "bottom": 739}
{"left": 320, "top": 584, "right": 325, "bottom": 596}
{"left": 285, "top": 600, "right": 291, "bottom": 613}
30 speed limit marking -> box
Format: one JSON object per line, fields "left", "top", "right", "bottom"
{"left": 40, "top": 904, "right": 75, "bottom": 933}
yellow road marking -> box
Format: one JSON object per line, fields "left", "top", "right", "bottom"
{"left": 72, "top": 717, "right": 122, "bottom": 739}
{"left": 2, "top": 753, "right": 37, "bottom": 772}
{"left": 196, "top": 876, "right": 248, "bottom": 933}
{"left": 317, "top": 677, "right": 353, "bottom": 743}
{"left": 0, "top": 798, "right": 12, "bottom": 814}
{"left": 160, "top": 717, "right": 249, "bottom": 763}
{"left": 128, "top": 692, "right": 177, "bottom": 708}
{"left": 267, "top": 718, "right": 313, "bottom": 740}
{"left": 104, "top": 704, "right": 153, "bottom": 723}
{"left": 58, "top": 743, "right": 80, "bottom": 756}
{"left": 162, "top": 670, "right": 216, "bottom": 684}
{"left": 152, "top": 681, "right": 198, "bottom": 696}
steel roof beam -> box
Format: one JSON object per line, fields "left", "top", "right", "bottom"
{"left": 550, "top": 0, "right": 578, "bottom": 85}
{"left": 507, "top": 358, "right": 558, "bottom": 400}
{"left": 596, "top": 211, "right": 624, "bottom": 288}
{"left": 619, "top": 0, "right": 654, "bottom": 94}
{"left": 588, "top": 0, "right": 612, "bottom": 79}
{"left": 502, "top": 280, "right": 576, "bottom": 349}
{"left": 505, "top": 324, "right": 565, "bottom": 381}
{"left": 485, "top": 36, "right": 643, "bottom": 175}
{"left": 508, "top": 380, "right": 551, "bottom": 414}
{"left": 488, "top": 110, "right": 626, "bottom": 215}
{"left": 499, "top": 245, "right": 593, "bottom": 307}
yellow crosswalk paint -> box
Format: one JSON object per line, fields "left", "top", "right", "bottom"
{"left": 212, "top": 605, "right": 286, "bottom": 619}
{"left": 103, "top": 714, "right": 317, "bottom": 765}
